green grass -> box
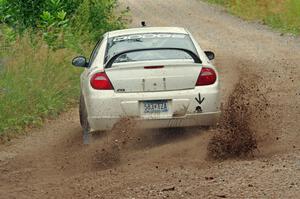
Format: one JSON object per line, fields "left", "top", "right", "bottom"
{"left": 205, "top": 0, "right": 300, "bottom": 35}
{"left": 0, "top": 0, "right": 127, "bottom": 142}
{"left": 0, "top": 36, "right": 83, "bottom": 141}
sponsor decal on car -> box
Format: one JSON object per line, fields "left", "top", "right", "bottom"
{"left": 113, "top": 33, "right": 186, "bottom": 42}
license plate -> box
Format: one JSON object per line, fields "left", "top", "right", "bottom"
{"left": 143, "top": 100, "right": 168, "bottom": 114}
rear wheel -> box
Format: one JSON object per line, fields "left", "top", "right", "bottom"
{"left": 79, "top": 94, "right": 90, "bottom": 144}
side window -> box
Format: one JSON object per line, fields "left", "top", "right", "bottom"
{"left": 88, "top": 37, "right": 103, "bottom": 67}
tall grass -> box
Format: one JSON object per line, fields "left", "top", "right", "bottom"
{"left": 0, "top": 0, "right": 126, "bottom": 141}
{"left": 205, "top": 0, "right": 300, "bottom": 35}
{"left": 0, "top": 36, "right": 82, "bottom": 140}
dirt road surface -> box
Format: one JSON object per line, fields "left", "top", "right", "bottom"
{"left": 1, "top": 0, "right": 300, "bottom": 198}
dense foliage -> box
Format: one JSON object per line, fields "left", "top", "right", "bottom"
{"left": 0, "top": 0, "right": 126, "bottom": 47}
{"left": 0, "top": 0, "right": 126, "bottom": 140}
{"left": 1, "top": 0, "right": 80, "bottom": 31}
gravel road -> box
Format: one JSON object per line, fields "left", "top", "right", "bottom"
{"left": 0, "top": 0, "right": 299, "bottom": 198}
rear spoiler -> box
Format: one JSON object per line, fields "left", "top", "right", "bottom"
{"left": 105, "top": 48, "right": 202, "bottom": 69}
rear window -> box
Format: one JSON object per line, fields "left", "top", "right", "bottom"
{"left": 105, "top": 33, "right": 198, "bottom": 64}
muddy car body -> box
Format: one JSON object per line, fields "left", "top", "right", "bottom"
{"left": 72, "top": 27, "right": 220, "bottom": 138}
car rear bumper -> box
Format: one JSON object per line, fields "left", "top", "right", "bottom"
{"left": 85, "top": 85, "right": 220, "bottom": 131}
{"left": 88, "top": 112, "right": 220, "bottom": 131}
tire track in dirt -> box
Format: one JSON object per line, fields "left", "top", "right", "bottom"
{"left": 0, "top": 0, "right": 299, "bottom": 198}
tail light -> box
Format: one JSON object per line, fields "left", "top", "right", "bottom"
{"left": 196, "top": 67, "right": 217, "bottom": 86}
{"left": 90, "top": 72, "right": 113, "bottom": 90}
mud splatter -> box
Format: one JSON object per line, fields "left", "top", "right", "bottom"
{"left": 207, "top": 74, "right": 269, "bottom": 159}
{"left": 93, "top": 117, "right": 136, "bottom": 169}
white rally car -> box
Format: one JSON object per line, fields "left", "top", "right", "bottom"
{"left": 72, "top": 27, "right": 220, "bottom": 142}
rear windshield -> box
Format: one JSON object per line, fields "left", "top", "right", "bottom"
{"left": 105, "top": 33, "right": 198, "bottom": 64}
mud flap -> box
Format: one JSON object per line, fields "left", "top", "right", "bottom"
{"left": 83, "top": 128, "right": 90, "bottom": 145}
{"left": 80, "top": 94, "right": 90, "bottom": 145}
{"left": 82, "top": 118, "right": 90, "bottom": 145}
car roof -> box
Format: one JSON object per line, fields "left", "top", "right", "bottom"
{"left": 107, "top": 27, "right": 189, "bottom": 38}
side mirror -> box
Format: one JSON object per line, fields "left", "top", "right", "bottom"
{"left": 204, "top": 51, "right": 215, "bottom": 60}
{"left": 72, "top": 56, "right": 88, "bottom": 67}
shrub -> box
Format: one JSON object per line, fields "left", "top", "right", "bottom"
{"left": 71, "top": 0, "right": 126, "bottom": 42}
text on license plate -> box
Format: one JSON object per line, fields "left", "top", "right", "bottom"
{"left": 143, "top": 100, "right": 168, "bottom": 113}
